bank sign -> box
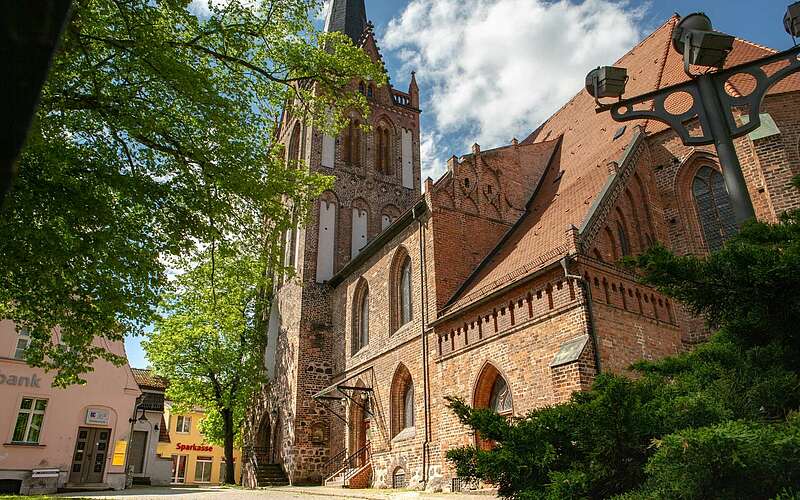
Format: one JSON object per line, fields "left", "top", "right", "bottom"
{"left": 176, "top": 443, "right": 213, "bottom": 452}
{"left": 0, "top": 370, "right": 41, "bottom": 387}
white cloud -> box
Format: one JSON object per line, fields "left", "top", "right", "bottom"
{"left": 420, "top": 131, "right": 446, "bottom": 184}
{"left": 188, "top": 0, "right": 259, "bottom": 17}
{"left": 383, "top": 0, "right": 644, "bottom": 174}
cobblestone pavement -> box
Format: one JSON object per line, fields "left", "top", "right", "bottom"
{"left": 53, "top": 485, "right": 498, "bottom": 500}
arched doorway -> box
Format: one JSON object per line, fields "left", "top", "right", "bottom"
{"left": 348, "top": 381, "right": 370, "bottom": 467}
{"left": 253, "top": 416, "right": 272, "bottom": 465}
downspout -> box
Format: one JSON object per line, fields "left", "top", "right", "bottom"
{"left": 415, "top": 206, "right": 432, "bottom": 487}
{"left": 560, "top": 256, "right": 602, "bottom": 375}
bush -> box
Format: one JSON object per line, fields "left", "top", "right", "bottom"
{"left": 446, "top": 212, "right": 800, "bottom": 499}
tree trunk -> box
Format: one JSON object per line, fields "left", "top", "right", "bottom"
{"left": 222, "top": 408, "right": 235, "bottom": 485}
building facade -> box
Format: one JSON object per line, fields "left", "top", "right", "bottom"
{"left": 245, "top": 1, "right": 800, "bottom": 492}
{"left": 156, "top": 405, "right": 242, "bottom": 486}
{"left": 243, "top": 0, "right": 422, "bottom": 487}
{"left": 0, "top": 320, "right": 141, "bottom": 494}
{"left": 129, "top": 369, "right": 172, "bottom": 487}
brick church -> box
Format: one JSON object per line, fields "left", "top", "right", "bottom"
{"left": 242, "top": 0, "right": 800, "bottom": 491}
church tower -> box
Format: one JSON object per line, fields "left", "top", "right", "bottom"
{"left": 247, "top": 0, "right": 422, "bottom": 485}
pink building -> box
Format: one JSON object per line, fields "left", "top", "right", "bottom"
{"left": 0, "top": 320, "right": 141, "bottom": 494}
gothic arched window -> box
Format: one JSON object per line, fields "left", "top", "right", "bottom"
{"left": 489, "top": 376, "right": 513, "bottom": 415}
{"left": 692, "top": 166, "right": 737, "bottom": 252}
{"left": 617, "top": 220, "right": 631, "bottom": 257}
{"left": 403, "top": 383, "right": 415, "bottom": 429}
{"left": 376, "top": 124, "right": 392, "bottom": 175}
{"left": 287, "top": 122, "right": 301, "bottom": 164}
{"left": 344, "top": 119, "right": 361, "bottom": 167}
{"left": 474, "top": 363, "right": 513, "bottom": 450}
{"left": 400, "top": 257, "right": 412, "bottom": 327}
{"left": 391, "top": 364, "right": 414, "bottom": 438}
{"left": 352, "top": 282, "right": 369, "bottom": 354}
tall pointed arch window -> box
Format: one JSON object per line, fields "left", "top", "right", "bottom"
{"left": 287, "top": 122, "right": 301, "bottom": 164}
{"left": 474, "top": 363, "right": 513, "bottom": 450}
{"left": 399, "top": 258, "right": 412, "bottom": 327}
{"left": 692, "top": 166, "right": 737, "bottom": 252}
{"left": 390, "top": 364, "right": 415, "bottom": 438}
{"left": 352, "top": 282, "right": 369, "bottom": 355}
{"left": 344, "top": 119, "right": 361, "bottom": 167}
{"left": 617, "top": 220, "right": 631, "bottom": 257}
{"left": 489, "top": 376, "right": 513, "bottom": 414}
{"left": 390, "top": 249, "right": 413, "bottom": 334}
{"left": 376, "top": 124, "right": 392, "bottom": 175}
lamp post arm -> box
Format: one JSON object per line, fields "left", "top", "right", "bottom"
{"left": 596, "top": 44, "right": 800, "bottom": 225}
{"left": 600, "top": 44, "right": 800, "bottom": 147}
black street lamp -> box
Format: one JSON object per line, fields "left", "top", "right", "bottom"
{"left": 588, "top": 5, "right": 800, "bottom": 227}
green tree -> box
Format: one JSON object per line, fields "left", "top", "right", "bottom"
{"left": 143, "top": 244, "right": 265, "bottom": 485}
{"left": 0, "top": 0, "right": 385, "bottom": 386}
{"left": 446, "top": 212, "right": 800, "bottom": 500}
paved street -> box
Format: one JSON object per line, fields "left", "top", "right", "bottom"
{"left": 53, "top": 486, "right": 498, "bottom": 500}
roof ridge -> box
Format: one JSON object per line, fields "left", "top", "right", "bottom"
{"left": 735, "top": 36, "right": 779, "bottom": 55}
{"left": 523, "top": 15, "right": 679, "bottom": 145}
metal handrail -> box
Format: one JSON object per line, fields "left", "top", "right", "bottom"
{"left": 322, "top": 448, "right": 348, "bottom": 480}
{"left": 343, "top": 442, "right": 371, "bottom": 487}
{"left": 323, "top": 442, "right": 372, "bottom": 486}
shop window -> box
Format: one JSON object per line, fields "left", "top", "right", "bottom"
{"left": 176, "top": 415, "right": 191, "bottom": 433}
{"left": 13, "top": 328, "right": 30, "bottom": 360}
{"left": 12, "top": 398, "right": 47, "bottom": 444}
{"left": 194, "top": 456, "right": 213, "bottom": 483}
{"left": 171, "top": 455, "right": 188, "bottom": 484}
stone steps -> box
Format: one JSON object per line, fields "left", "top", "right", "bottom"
{"left": 254, "top": 464, "right": 289, "bottom": 487}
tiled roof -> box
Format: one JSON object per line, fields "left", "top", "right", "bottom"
{"left": 443, "top": 16, "right": 800, "bottom": 314}
{"left": 131, "top": 368, "right": 169, "bottom": 391}
{"left": 325, "top": 0, "right": 368, "bottom": 43}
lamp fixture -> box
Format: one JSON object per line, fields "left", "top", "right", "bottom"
{"left": 672, "top": 12, "right": 735, "bottom": 76}
{"left": 786, "top": 1, "right": 800, "bottom": 43}
{"left": 585, "top": 66, "right": 628, "bottom": 107}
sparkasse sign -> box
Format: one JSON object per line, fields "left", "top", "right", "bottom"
{"left": 176, "top": 443, "right": 213, "bottom": 452}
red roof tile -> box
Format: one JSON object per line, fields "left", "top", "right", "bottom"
{"left": 131, "top": 368, "right": 169, "bottom": 391}
{"left": 443, "top": 16, "right": 800, "bottom": 314}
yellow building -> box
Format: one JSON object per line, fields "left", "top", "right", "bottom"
{"left": 156, "top": 404, "right": 241, "bottom": 485}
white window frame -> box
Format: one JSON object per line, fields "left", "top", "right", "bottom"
{"left": 194, "top": 456, "right": 213, "bottom": 483}
{"left": 12, "top": 397, "right": 47, "bottom": 444}
{"left": 13, "top": 328, "right": 30, "bottom": 360}
{"left": 176, "top": 415, "right": 191, "bottom": 434}
{"left": 171, "top": 454, "right": 188, "bottom": 484}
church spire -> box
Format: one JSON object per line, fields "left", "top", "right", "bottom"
{"left": 325, "top": 0, "right": 368, "bottom": 43}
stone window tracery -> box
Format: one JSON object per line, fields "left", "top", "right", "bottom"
{"left": 692, "top": 166, "right": 737, "bottom": 252}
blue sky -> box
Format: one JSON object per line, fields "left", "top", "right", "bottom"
{"left": 125, "top": 0, "right": 796, "bottom": 369}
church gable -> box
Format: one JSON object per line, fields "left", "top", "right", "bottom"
{"left": 429, "top": 138, "right": 560, "bottom": 311}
